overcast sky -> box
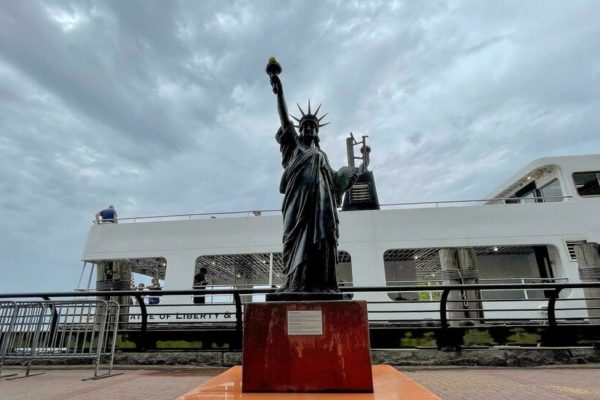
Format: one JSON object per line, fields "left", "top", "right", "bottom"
{"left": 1, "top": 0, "right": 599, "bottom": 292}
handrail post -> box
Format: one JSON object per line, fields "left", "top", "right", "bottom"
{"left": 135, "top": 294, "right": 148, "bottom": 350}
{"left": 547, "top": 287, "right": 562, "bottom": 327}
{"left": 438, "top": 288, "right": 464, "bottom": 350}
{"left": 522, "top": 278, "right": 529, "bottom": 300}
{"left": 42, "top": 295, "right": 59, "bottom": 340}
{"left": 233, "top": 293, "right": 243, "bottom": 350}
{"left": 440, "top": 289, "right": 450, "bottom": 329}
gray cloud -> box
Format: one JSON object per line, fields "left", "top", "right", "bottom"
{"left": 1, "top": 0, "right": 600, "bottom": 292}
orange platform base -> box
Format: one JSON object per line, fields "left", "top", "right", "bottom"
{"left": 177, "top": 365, "right": 440, "bottom": 400}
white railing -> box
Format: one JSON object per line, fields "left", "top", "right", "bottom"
{"left": 381, "top": 195, "right": 572, "bottom": 208}
{"left": 386, "top": 277, "right": 569, "bottom": 301}
{"left": 91, "top": 196, "right": 573, "bottom": 224}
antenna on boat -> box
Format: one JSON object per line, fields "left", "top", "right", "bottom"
{"left": 342, "top": 132, "right": 379, "bottom": 211}
{"left": 346, "top": 132, "right": 371, "bottom": 172}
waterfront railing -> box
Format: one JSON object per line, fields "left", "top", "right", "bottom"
{"left": 1, "top": 281, "right": 599, "bottom": 351}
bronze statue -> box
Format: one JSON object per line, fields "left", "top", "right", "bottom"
{"left": 266, "top": 57, "right": 357, "bottom": 297}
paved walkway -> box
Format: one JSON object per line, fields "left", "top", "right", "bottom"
{"left": 1, "top": 365, "right": 599, "bottom": 399}
{"left": 0, "top": 367, "right": 225, "bottom": 400}
{"left": 405, "top": 366, "right": 600, "bottom": 400}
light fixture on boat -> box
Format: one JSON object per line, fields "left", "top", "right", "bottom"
{"left": 493, "top": 246, "right": 499, "bottom": 252}
{"left": 413, "top": 255, "right": 419, "bottom": 260}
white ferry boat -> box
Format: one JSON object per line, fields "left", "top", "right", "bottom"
{"left": 79, "top": 154, "right": 600, "bottom": 323}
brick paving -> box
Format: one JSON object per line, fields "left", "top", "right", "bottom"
{"left": 0, "top": 367, "right": 225, "bottom": 400}
{"left": 404, "top": 366, "right": 600, "bottom": 399}
{"left": 1, "top": 365, "right": 599, "bottom": 399}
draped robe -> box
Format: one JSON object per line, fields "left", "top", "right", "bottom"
{"left": 276, "top": 125, "right": 340, "bottom": 293}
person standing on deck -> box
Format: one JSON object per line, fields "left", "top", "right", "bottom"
{"left": 96, "top": 205, "right": 118, "bottom": 224}
{"left": 193, "top": 267, "right": 209, "bottom": 304}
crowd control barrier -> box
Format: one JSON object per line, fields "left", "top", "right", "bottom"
{"left": 0, "top": 300, "right": 120, "bottom": 380}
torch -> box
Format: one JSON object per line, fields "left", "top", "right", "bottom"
{"left": 266, "top": 56, "right": 282, "bottom": 94}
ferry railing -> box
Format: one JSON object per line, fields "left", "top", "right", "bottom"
{"left": 1, "top": 281, "right": 598, "bottom": 351}
{"left": 387, "top": 277, "right": 569, "bottom": 301}
{"left": 90, "top": 196, "right": 574, "bottom": 224}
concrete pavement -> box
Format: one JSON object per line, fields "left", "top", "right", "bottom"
{"left": 405, "top": 366, "right": 600, "bottom": 399}
{"left": 1, "top": 365, "right": 599, "bottom": 399}
{"left": 0, "top": 367, "right": 224, "bottom": 400}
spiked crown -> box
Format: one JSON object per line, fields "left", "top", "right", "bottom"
{"left": 290, "top": 100, "right": 329, "bottom": 132}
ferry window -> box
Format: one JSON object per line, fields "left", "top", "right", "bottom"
{"left": 539, "top": 179, "right": 562, "bottom": 202}
{"left": 94, "top": 257, "right": 166, "bottom": 290}
{"left": 520, "top": 191, "right": 537, "bottom": 203}
{"left": 194, "top": 251, "right": 352, "bottom": 303}
{"left": 383, "top": 249, "right": 438, "bottom": 302}
{"left": 573, "top": 171, "right": 600, "bottom": 196}
{"left": 336, "top": 251, "right": 353, "bottom": 288}
{"left": 93, "top": 257, "right": 166, "bottom": 306}
{"left": 383, "top": 246, "right": 562, "bottom": 301}
{"left": 514, "top": 181, "right": 539, "bottom": 204}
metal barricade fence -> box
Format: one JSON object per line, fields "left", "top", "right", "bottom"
{"left": 0, "top": 301, "right": 19, "bottom": 378}
{"left": 1, "top": 302, "right": 48, "bottom": 379}
{"left": 0, "top": 300, "right": 121, "bottom": 381}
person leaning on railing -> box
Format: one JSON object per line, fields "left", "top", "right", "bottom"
{"left": 193, "top": 267, "right": 209, "bottom": 304}
{"left": 135, "top": 283, "right": 146, "bottom": 304}
{"left": 96, "top": 205, "right": 118, "bottom": 224}
{"left": 147, "top": 278, "right": 161, "bottom": 305}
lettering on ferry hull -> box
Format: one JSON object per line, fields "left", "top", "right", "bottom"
{"left": 128, "top": 312, "right": 232, "bottom": 322}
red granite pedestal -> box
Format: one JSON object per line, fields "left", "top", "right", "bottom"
{"left": 242, "top": 300, "right": 373, "bottom": 392}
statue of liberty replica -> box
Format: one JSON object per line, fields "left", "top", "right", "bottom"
{"left": 266, "top": 57, "right": 357, "bottom": 300}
